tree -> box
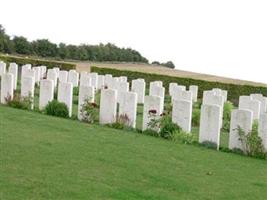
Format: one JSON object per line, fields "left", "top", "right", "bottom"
{"left": 66, "top": 45, "right": 79, "bottom": 60}
{"left": 152, "top": 61, "right": 161, "bottom": 65}
{"left": 0, "top": 24, "right": 150, "bottom": 63}
{"left": 77, "top": 45, "right": 88, "bottom": 60}
{"left": 164, "top": 61, "right": 175, "bottom": 69}
{"left": 32, "top": 39, "right": 58, "bottom": 57}
{"left": 0, "top": 24, "right": 14, "bottom": 53}
{"left": 58, "top": 43, "right": 69, "bottom": 59}
{"left": 13, "top": 36, "right": 32, "bottom": 55}
{"left": 162, "top": 61, "right": 175, "bottom": 69}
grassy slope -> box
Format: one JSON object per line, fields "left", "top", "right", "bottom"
{"left": 1, "top": 105, "right": 267, "bottom": 200}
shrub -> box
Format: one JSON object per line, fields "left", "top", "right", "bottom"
{"left": 45, "top": 100, "right": 69, "bottom": 118}
{"left": 237, "top": 123, "right": 267, "bottom": 159}
{"left": 146, "top": 113, "right": 181, "bottom": 140}
{"left": 5, "top": 93, "right": 33, "bottom": 110}
{"left": 172, "top": 130, "right": 194, "bottom": 144}
{"left": 193, "top": 100, "right": 202, "bottom": 109}
{"left": 0, "top": 54, "right": 75, "bottom": 70}
{"left": 159, "top": 115, "right": 181, "bottom": 139}
{"left": 80, "top": 99, "right": 99, "bottom": 123}
{"left": 192, "top": 108, "right": 201, "bottom": 126}
{"left": 164, "top": 101, "right": 172, "bottom": 115}
{"left": 222, "top": 101, "right": 234, "bottom": 132}
{"left": 142, "top": 129, "right": 160, "bottom": 137}
{"left": 73, "top": 87, "right": 79, "bottom": 96}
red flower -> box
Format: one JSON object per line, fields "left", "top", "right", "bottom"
{"left": 148, "top": 109, "right": 157, "bottom": 114}
{"left": 90, "top": 102, "right": 98, "bottom": 108}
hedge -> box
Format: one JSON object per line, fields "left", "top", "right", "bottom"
{"left": 91, "top": 66, "right": 267, "bottom": 103}
{"left": 0, "top": 55, "right": 76, "bottom": 70}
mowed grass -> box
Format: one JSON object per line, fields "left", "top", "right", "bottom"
{"left": 1, "top": 105, "right": 267, "bottom": 200}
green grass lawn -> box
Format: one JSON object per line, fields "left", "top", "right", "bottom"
{"left": 1, "top": 105, "right": 267, "bottom": 200}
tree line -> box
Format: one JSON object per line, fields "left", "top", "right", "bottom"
{"left": 0, "top": 24, "right": 175, "bottom": 68}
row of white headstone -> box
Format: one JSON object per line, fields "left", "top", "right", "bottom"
{"left": 1, "top": 61, "right": 266, "bottom": 152}
{"left": 199, "top": 89, "right": 267, "bottom": 151}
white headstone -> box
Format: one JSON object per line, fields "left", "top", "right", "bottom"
{"left": 117, "top": 82, "right": 129, "bottom": 104}
{"left": 131, "top": 79, "right": 146, "bottom": 104}
{"left": 40, "top": 66, "right": 47, "bottom": 78}
{"left": 80, "top": 72, "right": 91, "bottom": 87}
{"left": 149, "top": 85, "right": 165, "bottom": 112}
{"left": 23, "top": 69, "right": 35, "bottom": 81}
{"left": 119, "top": 91, "right": 138, "bottom": 128}
{"left": 33, "top": 66, "right": 41, "bottom": 85}
{"left": 0, "top": 73, "right": 14, "bottom": 104}
{"left": 172, "top": 100, "right": 192, "bottom": 133}
{"left": 21, "top": 64, "right": 31, "bottom": 78}
{"left": 212, "top": 88, "right": 222, "bottom": 96}
{"left": 47, "top": 69, "right": 57, "bottom": 88}
{"left": 199, "top": 104, "right": 222, "bottom": 150}
{"left": 78, "top": 86, "right": 95, "bottom": 121}
{"left": 172, "top": 90, "right": 192, "bottom": 102}
{"left": 154, "top": 81, "right": 163, "bottom": 87}
{"left": 8, "top": 63, "right": 18, "bottom": 90}
{"left": 142, "top": 95, "right": 164, "bottom": 131}
{"left": 0, "top": 62, "right": 6, "bottom": 77}
{"left": 89, "top": 73, "right": 98, "bottom": 89}
{"left": 58, "top": 82, "right": 73, "bottom": 117}
{"left": 250, "top": 94, "right": 267, "bottom": 114}
{"left": 189, "top": 85, "right": 198, "bottom": 102}
{"left": 174, "top": 85, "right": 186, "bottom": 91}
{"left": 169, "top": 83, "right": 178, "bottom": 96}
{"left": 119, "top": 76, "right": 127, "bottom": 82}
{"left": 203, "top": 91, "right": 224, "bottom": 108}
{"left": 239, "top": 96, "right": 261, "bottom": 120}
{"left": 259, "top": 114, "right": 267, "bottom": 151}
{"left": 110, "top": 77, "right": 119, "bottom": 90}
{"left": 104, "top": 74, "right": 113, "bottom": 88}
{"left": 99, "top": 89, "right": 117, "bottom": 124}
{"left": 58, "top": 70, "right": 68, "bottom": 83}
{"left": 229, "top": 109, "right": 253, "bottom": 151}
{"left": 97, "top": 75, "right": 105, "bottom": 90}
{"left": 53, "top": 67, "right": 60, "bottom": 77}
{"left": 171, "top": 85, "right": 187, "bottom": 102}
{"left": 21, "top": 76, "right": 35, "bottom": 109}
{"left": 150, "top": 85, "right": 165, "bottom": 98}
{"left": 149, "top": 81, "right": 163, "bottom": 95}
{"left": 68, "top": 70, "right": 79, "bottom": 87}
{"left": 39, "top": 79, "right": 54, "bottom": 110}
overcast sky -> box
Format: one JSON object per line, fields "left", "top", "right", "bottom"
{"left": 1, "top": 0, "right": 267, "bottom": 83}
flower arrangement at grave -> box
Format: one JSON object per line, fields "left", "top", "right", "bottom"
{"left": 147, "top": 109, "right": 161, "bottom": 131}
{"left": 80, "top": 98, "right": 99, "bottom": 123}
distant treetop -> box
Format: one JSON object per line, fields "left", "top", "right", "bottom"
{"left": 152, "top": 60, "right": 175, "bottom": 69}
{"left": 0, "top": 24, "right": 148, "bottom": 63}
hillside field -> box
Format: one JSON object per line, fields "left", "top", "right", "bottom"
{"left": 75, "top": 61, "right": 267, "bottom": 87}
{"left": 1, "top": 105, "right": 267, "bottom": 200}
